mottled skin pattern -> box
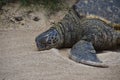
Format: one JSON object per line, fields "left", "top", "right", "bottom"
{"left": 35, "top": 0, "right": 120, "bottom": 68}
{"left": 75, "top": 0, "right": 120, "bottom": 24}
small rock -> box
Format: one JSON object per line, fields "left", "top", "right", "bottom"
{"left": 21, "top": 23, "right": 24, "bottom": 25}
{"left": 33, "top": 17, "right": 40, "bottom": 21}
{"left": 14, "top": 16, "right": 23, "bottom": 21}
{"left": 49, "top": 20, "right": 55, "bottom": 24}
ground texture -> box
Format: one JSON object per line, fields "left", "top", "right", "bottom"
{"left": 0, "top": 1, "right": 120, "bottom": 80}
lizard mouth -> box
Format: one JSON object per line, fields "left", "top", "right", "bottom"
{"left": 35, "top": 42, "right": 46, "bottom": 51}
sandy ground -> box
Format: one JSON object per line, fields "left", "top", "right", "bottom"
{"left": 0, "top": 1, "right": 120, "bottom": 80}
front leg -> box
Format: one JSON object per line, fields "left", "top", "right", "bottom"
{"left": 69, "top": 40, "right": 108, "bottom": 68}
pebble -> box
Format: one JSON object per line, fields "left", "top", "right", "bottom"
{"left": 33, "top": 17, "right": 40, "bottom": 21}
{"left": 14, "top": 16, "right": 23, "bottom": 21}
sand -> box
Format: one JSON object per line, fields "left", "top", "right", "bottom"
{"left": 0, "top": 1, "right": 120, "bottom": 80}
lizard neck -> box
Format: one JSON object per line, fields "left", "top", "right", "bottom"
{"left": 51, "top": 24, "right": 64, "bottom": 48}
{"left": 52, "top": 8, "right": 81, "bottom": 48}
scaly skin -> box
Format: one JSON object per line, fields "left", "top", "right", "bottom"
{"left": 53, "top": 9, "right": 119, "bottom": 49}
{"left": 117, "top": 32, "right": 120, "bottom": 45}
{"left": 53, "top": 9, "right": 81, "bottom": 48}
{"left": 35, "top": 0, "right": 120, "bottom": 67}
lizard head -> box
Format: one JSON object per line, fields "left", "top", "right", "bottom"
{"left": 35, "top": 28, "right": 61, "bottom": 51}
